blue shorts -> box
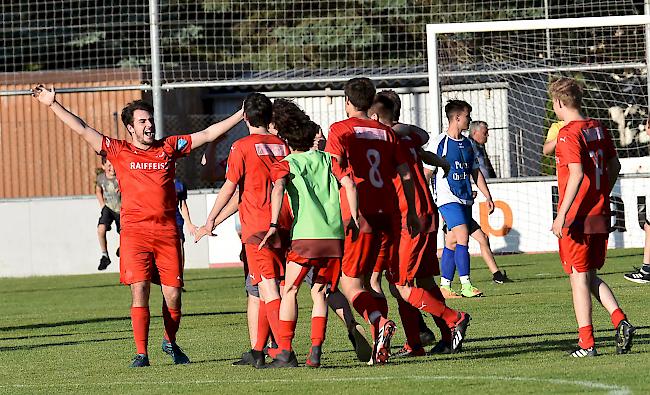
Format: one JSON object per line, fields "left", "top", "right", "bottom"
{"left": 438, "top": 203, "right": 472, "bottom": 230}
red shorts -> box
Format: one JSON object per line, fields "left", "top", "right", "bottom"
{"left": 120, "top": 228, "right": 183, "bottom": 287}
{"left": 374, "top": 231, "right": 398, "bottom": 273}
{"left": 559, "top": 230, "right": 608, "bottom": 275}
{"left": 287, "top": 250, "right": 341, "bottom": 289}
{"left": 387, "top": 229, "right": 439, "bottom": 286}
{"left": 245, "top": 243, "right": 286, "bottom": 285}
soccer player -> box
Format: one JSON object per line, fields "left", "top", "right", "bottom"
{"left": 431, "top": 100, "right": 495, "bottom": 298}
{"left": 259, "top": 116, "right": 360, "bottom": 368}
{"left": 369, "top": 96, "right": 471, "bottom": 357}
{"left": 32, "top": 84, "right": 244, "bottom": 367}
{"left": 196, "top": 93, "right": 292, "bottom": 369}
{"left": 549, "top": 77, "right": 635, "bottom": 357}
{"left": 624, "top": 118, "right": 650, "bottom": 284}
{"left": 95, "top": 157, "right": 121, "bottom": 271}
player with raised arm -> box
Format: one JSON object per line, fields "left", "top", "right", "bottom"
{"left": 31, "top": 85, "right": 244, "bottom": 367}
{"left": 258, "top": 116, "right": 359, "bottom": 368}
{"left": 369, "top": 96, "right": 471, "bottom": 356}
{"left": 325, "top": 77, "right": 422, "bottom": 364}
{"left": 430, "top": 100, "right": 494, "bottom": 298}
{"left": 549, "top": 77, "right": 635, "bottom": 357}
{"left": 195, "top": 93, "right": 292, "bottom": 369}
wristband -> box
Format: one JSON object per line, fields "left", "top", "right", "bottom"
{"left": 269, "top": 223, "right": 278, "bottom": 228}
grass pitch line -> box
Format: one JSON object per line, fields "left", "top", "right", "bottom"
{"left": 0, "top": 374, "right": 631, "bottom": 394}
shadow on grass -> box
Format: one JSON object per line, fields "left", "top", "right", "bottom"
{"left": 0, "top": 335, "right": 131, "bottom": 352}
{"left": 0, "top": 283, "right": 122, "bottom": 295}
{"left": 0, "top": 329, "right": 133, "bottom": 341}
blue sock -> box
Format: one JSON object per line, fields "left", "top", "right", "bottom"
{"left": 441, "top": 247, "right": 456, "bottom": 281}
{"left": 456, "top": 244, "right": 470, "bottom": 277}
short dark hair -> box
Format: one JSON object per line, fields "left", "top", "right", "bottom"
{"left": 280, "top": 120, "right": 319, "bottom": 152}
{"left": 344, "top": 77, "right": 376, "bottom": 111}
{"left": 444, "top": 100, "right": 472, "bottom": 120}
{"left": 244, "top": 93, "right": 273, "bottom": 128}
{"left": 377, "top": 90, "right": 401, "bottom": 121}
{"left": 272, "top": 99, "right": 315, "bottom": 151}
{"left": 121, "top": 100, "right": 154, "bottom": 128}
{"left": 369, "top": 95, "right": 395, "bottom": 124}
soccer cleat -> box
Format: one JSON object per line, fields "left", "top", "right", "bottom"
{"left": 162, "top": 338, "right": 190, "bottom": 365}
{"left": 232, "top": 350, "right": 255, "bottom": 366}
{"left": 251, "top": 349, "right": 266, "bottom": 369}
{"left": 349, "top": 324, "right": 372, "bottom": 362}
{"left": 450, "top": 312, "right": 471, "bottom": 353}
{"left": 492, "top": 270, "right": 513, "bottom": 284}
{"left": 264, "top": 349, "right": 298, "bottom": 368}
{"left": 570, "top": 347, "right": 597, "bottom": 357}
{"left": 428, "top": 340, "right": 452, "bottom": 355}
{"left": 393, "top": 345, "right": 425, "bottom": 358}
{"left": 440, "top": 285, "right": 462, "bottom": 299}
{"left": 615, "top": 319, "right": 636, "bottom": 354}
{"left": 460, "top": 283, "right": 483, "bottom": 298}
{"left": 129, "top": 354, "right": 150, "bottom": 368}
{"left": 623, "top": 267, "right": 650, "bottom": 284}
{"left": 419, "top": 328, "right": 436, "bottom": 347}
{"left": 98, "top": 255, "right": 111, "bottom": 271}
{"left": 305, "top": 345, "right": 322, "bottom": 367}
{"left": 373, "top": 318, "right": 396, "bottom": 364}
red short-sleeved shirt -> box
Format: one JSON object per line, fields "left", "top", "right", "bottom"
{"left": 325, "top": 117, "right": 408, "bottom": 220}
{"left": 395, "top": 132, "right": 436, "bottom": 227}
{"left": 100, "top": 134, "right": 191, "bottom": 230}
{"left": 226, "top": 133, "right": 292, "bottom": 244}
{"left": 555, "top": 119, "right": 617, "bottom": 234}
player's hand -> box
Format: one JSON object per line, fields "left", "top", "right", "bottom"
{"left": 186, "top": 223, "right": 199, "bottom": 237}
{"left": 31, "top": 85, "right": 56, "bottom": 106}
{"left": 485, "top": 198, "right": 495, "bottom": 214}
{"left": 406, "top": 211, "right": 422, "bottom": 238}
{"left": 258, "top": 227, "right": 277, "bottom": 250}
{"left": 193, "top": 226, "right": 214, "bottom": 243}
{"left": 551, "top": 215, "right": 565, "bottom": 239}
{"left": 346, "top": 217, "right": 360, "bottom": 242}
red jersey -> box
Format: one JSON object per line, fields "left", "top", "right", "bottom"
{"left": 395, "top": 132, "right": 436, "bottom": 228}
{"left": 325, "top": 117, "right": 408, "bottom": 220}
{"left": 555, "top": 119, "right": 617, "bottom": 234}
{"left": 100, "top": 134, "right": 192, "bottom": 230}
{"left": 226, "top": 133, "right": 292, "bottom": 244}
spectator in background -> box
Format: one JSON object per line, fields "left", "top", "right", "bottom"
{"left": 96, "top": 157, "right": 121, "bottom": 271}
{"left": 175, "top": 178, "right": 198, "bottom": 287}
{"left": 468, "top": 121, "right": 497, "bottom": 179}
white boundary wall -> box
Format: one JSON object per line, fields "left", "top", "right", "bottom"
{"left": 0, "top": 175, "right": 647, "bottom": 277}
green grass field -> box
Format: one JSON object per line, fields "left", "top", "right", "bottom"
{"left": 0, "top": 249, "right": 647, "bottom": 394}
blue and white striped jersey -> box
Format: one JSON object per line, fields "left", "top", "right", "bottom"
{"left": 429, "top": 132, "right": 479, "bottom": 206}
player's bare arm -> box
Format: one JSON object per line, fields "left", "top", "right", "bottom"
{"left": 31, "top": 85, "right": 103, "bottom": 153}
{"left": 179, "top": 200, "right": 198, "bottom": 236}
{"left": 472, "top": 168, "right": 495, "bottom": 214}
{"left": 339, "top": 175, "right": 360, "bottom": 240}
{"left": 393, "top": 123, "right": 429, "bottom": 145}
{"left": 258, "top": 177, "right": 287, "bottom": 250}
{"left": 396, "top": 163, "right": 422, "bottom": 237}
{"left": 191, "top": 107, "right": 245, "bottom": 149}
{"left": 195, "top": 179, "right": 238, "bottom": 242}
{"left": 543, "top": 138, "right": 557, "bottom": 156}
{"left": 95, "top": 185, "right": 105, "bottom": 208}
{"left": 551, "top": 162, "right": 584, "bottom": 239}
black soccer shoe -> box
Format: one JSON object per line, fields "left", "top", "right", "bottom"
{"left": 616, "top": 319, "right": 636, "bottom": 354}
{"left": 162, "top": 338, "right": 190, "bottom": 364}
{"left": 569, "top": 347, "right": 597, "bottom": 358}
{"left": 305, "top": 346, "right": 322, "bottom": 367}
{"left": 232, "top": 350, "right": 255, "bottom": 366}
{"left": 264, "top": 349, "right": 298, "bottom": 368}
{"left": 251, "top": 349, "right": 266, "bottom": 369}
{"left": 450, "top": 312, "right": 471, "bottom": 353}
{"left": 98, "top": 255, "right": 111, "bottom": 271}
{"left": 428, "top": 340, "right": 452, "bottom": 355}
{"left": 623, "top": 267, "right": 650, "bottom": 284}
{"left": 492, "top": 270, "right": 513, "bottom": 284}
{"left": 129, "top": 354, "right": 150, "bottom": 367}
{"left": 419, "top": 328, "right": 436, "bottom": 347}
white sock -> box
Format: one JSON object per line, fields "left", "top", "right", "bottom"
{"left": 459, "top": 275, "right": 470, "bottom": 284}
{"left": 368, "top": 311, "right": 381, "bottom": 324}
{"left": 440, "top": 277, "right": 451, "bottom": 287}
{"left": 101, "top": 251, "right": 109, "bottom": 257}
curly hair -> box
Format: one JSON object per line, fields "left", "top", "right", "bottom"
{"left": 272, "top": 99, "right": 316, "bottom": 151}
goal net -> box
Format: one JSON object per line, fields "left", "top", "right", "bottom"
{"left": 427, "top": 15, "right": 650, "bottom": 254}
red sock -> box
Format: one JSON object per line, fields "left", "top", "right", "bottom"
{"left": 407, "top": 287, "right": 458, "bottom": 326}
{"left": 254, "top": 301, "right": 270, "bottom": 351}
{"left": 578, "top": 325, "right": 595, "bottom": 349}
{"left": 311, "top": 316, "right": 327, "bottom": 347}
{"left": 610, "top": 308, "right": 626, "bottom": 328}
{"left": 397, "top": 299, "right": 422, "bottom": 350}
{"left": 427, "top": 286, "right": 452, "bottom": 342}
{"left": 351, "top": 291, "right": 381, "bottom": 339}
{"left": 278, "top": 320, "right": 297, "bottom": 352}
{"left": 265, "top": 298, "right": 282, "bottom": 346}
{"left": 130, "top": 306, "right": 150, "bottom": 355}
{"left": 376, "top": 297, "right": 389, "bottom": 318}
{"left": 162, "top": 302, "right": 181, "bottom": 343}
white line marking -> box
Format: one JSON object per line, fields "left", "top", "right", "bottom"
{"left": 0, "top": 375, "right": 631, "bottom": 394}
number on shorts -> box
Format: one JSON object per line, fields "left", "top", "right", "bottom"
{"left": 366, "top": 148, "right": 384, "bottom": 188}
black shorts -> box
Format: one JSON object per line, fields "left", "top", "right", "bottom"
{"left": 242, "top": 245, "right": 260, "bottom": 298}
{"left": 98, "top": 206, "right": 120, "bottom": 233}
{"left": 442, "top": 218, "right": 480, "bottom": 235}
